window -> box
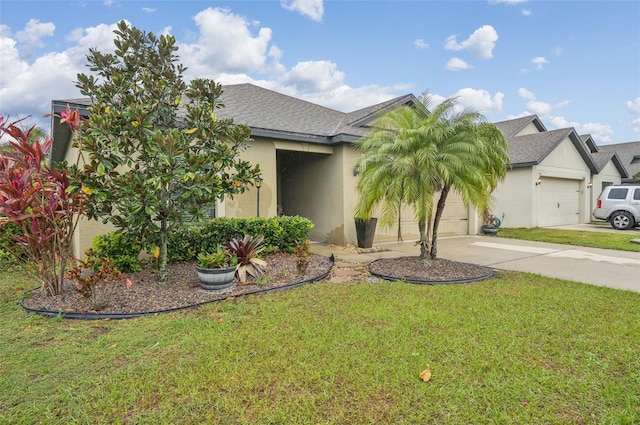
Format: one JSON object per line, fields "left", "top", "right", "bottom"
{"left": 608, "top": 188, "right": 628, "bottom": 200}
{"left": 602, "top": 181, "right": 613, "bottom": 191}
{"left": 634, "top": 189, "right": 640, "bottom": 201}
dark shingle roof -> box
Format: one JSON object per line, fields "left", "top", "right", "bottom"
{"left": 216, "top": 83, "right": 415, "bottom": 143}
{"left": 598, "top": 141, "right": 640, "bottom": 180}
{"left": 506, "top": 128, "right": 572, "bottom": 165}
{"left": 493, "top": 115, "right": 546, "bottom": 138}
{"left": 504, "top": 127, "right": 598, "bottom": 173}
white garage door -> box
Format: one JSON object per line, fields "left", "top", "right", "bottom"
{"left": 440, "top": 191, "right": 470, "bottom": 234}
{"left": 539, "top": 177, "right": 580, "bottom": 227}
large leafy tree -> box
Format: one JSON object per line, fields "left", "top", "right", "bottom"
{"left": 354, "top": 94, "right": 509, "bottom": 260}
{"left": 72, "top": 21, "right": 260, "bottom": 281}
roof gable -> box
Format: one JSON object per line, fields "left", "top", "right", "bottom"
{"left": 507, "top": 127, "right": 598, "bottom": 173}
{"left": 590, "top": 151, "right": 628, "bottom": 176}
{"left": 494, "top": 115, "right": 546, "bottom": 138}
{"left": 597, "top": 140, "right": 640, "bottom": 179}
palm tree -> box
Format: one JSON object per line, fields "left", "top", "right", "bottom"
{"left": 354, "top": 93, "right": 509, "bottom": 260}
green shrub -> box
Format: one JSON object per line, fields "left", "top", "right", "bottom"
{"left": 0, "top": 221, "right": 25, "bottom": 266}
{"left": 167, "top": 226, "right": 202, "bottom": 262}
{"left": 167, "top": 216, "right": 314, "bottom": 261}
{"left": 91, "top": 232, "right": 142, "bottom": 273}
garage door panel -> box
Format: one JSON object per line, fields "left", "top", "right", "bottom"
{"left": 539, "top": 177, "right": 580, "bottom": 227}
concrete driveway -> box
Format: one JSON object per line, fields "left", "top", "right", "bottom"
{"left": 312, "top": 230, "right": 640, "bottom": 293}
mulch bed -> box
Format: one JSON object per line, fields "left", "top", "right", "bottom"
{"left": 21, "top": 254, "right": 493, "bottom": 318}
{"left": 369, "top": 257, "right": 493, "bottom": 284}
{"left": 22, "top": 254, "right": 333, "bottom": 317}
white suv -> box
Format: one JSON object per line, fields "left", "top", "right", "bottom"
{"left": 592, "top": 185, "right": 640, "bottom": 230}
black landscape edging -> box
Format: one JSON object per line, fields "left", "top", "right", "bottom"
{"left": 368, "top": 266, "right": 494, "bottom": 285}
{"left": 20, "top": 264, "right": 333, "bottom": 321}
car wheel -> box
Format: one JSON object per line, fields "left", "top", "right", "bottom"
{"left": 610, "top": 211, "right": 635, "bottom": 230}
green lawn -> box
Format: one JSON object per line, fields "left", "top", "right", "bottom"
{"left": 1, "top": 268, "right": 639, "bottom": 424}
{"left": 498, "top": 227, "right": 640, "bottom": 252}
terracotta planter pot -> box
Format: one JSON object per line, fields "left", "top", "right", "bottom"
{"left": 196, "top": 265, "right": 237, "bottom": 290}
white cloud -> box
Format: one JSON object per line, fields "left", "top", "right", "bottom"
{"left": 445, "top": 57, "right": 472, "bottom": 71}
{"left": 279, "top": 60, "right": 345, "bottom": 93}
{"left": 14, "top": 19, "right": 55, "bottom": 59}
{"left": 626, "top": 97, "right": 640, "bottom": 115}
{"left": 531, "top": 56, "right": 549, "bottom": 69}
{"left": 0, "top": 22, "right": 121, "bottom": 132}
{"left": 141, "top": 7, "right": 156, "bottom": 14}
{"left": 552, "top": 46, "right": 563, "bottom": 56}
{"left": 518, "top": 88, "right": 536, "bottom": 101}
{"left": 280, "top": 0, "right": 324, "bottom": 22}
{"left": 515, "top": 88, "right": 613, "bottom": 142}
{"left": 517, "top": 88, "right": 569, "bottom": 117}
{"left": 521, "top": 9, "right": 532, "bottom": 16}
{"left": 548, "top": 116, "right": 614, "bottom": 143}
{"left": 179, "top": 8, "right": 279, "bottom": 77}
{"left": 452, "top": 88, "right": 504, "bottom": 114}
{"left": 631, "top": 117, "right": 640, "bottom": 133}
{"left": 444, "top": 25, "right": 498, "bottom": 60}
{"left": 413, "top": 38, "right": 429, "bottom": 49}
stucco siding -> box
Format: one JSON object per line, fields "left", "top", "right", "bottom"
{"left": 225, "top": 139, "right": 277, "bottom": 218}
{"left": 515, "top": 122, "right": 542, "bottom": 136}
{"left": 492, "top": 168, "right": 535, "bottom": 228}
{"left": 590, "top": 161, "right": 622, "bottom": 216}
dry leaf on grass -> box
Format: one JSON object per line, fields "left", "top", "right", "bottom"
{"left": 419, "top": 368, "right": 432, "bottom": 382}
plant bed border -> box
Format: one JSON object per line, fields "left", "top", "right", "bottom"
{"left": 20, "top": 255, "right": 334, "bottom": 320}
{"left": 368, "top": 257, "right": 494, "bottom": 285}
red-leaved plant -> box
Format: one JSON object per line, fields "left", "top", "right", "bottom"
{"left": 0, "top": 115, "right": 86, "bottom": 296}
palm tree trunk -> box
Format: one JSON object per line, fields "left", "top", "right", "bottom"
{"left": 430, "top": 184, "right": 450, "bottom": 259}
{"left": 397, "top": 206, "right": 403, "bottom": 242}
{"left": 418, "top": 218, "right": 429, "bottom": 259}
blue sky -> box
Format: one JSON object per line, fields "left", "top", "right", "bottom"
{"left": 1, "top": 0, "right": 639, "bottom": 145}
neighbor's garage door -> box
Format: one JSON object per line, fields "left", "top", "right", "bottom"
{"left": 539, "top": 177, "right": 580, "bottom": 227}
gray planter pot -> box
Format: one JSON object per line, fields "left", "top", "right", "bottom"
{"left": 196, "top": 265, "right": 237, "bottom": 290}
{"left": 481, "top": 225, "right": 500, "bottom": 236}
{"left": 355, "top": 217, "right": 378, "bottom": 248}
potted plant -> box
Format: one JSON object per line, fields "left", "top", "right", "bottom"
{"left": 224, "top": 235, "right": 268, "bottom": 283}
{"left": 481, "top": 211, "right": 502, "bottom": 235}
{"left": 196, "top": 245, "right": 238, "bottom": 290}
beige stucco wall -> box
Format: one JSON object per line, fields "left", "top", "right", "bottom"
{"left": 491, "top": 167, "right": 535, "bottom": 228}
{"left": 515, "top": 122, "right": 542, "bottom": 136}
{"left": 590, "top": 161, "right": 622, "bottom": 216}
{"left": 492, "top": 137, "right": 593, "bottom": 229}
{"left": 224, "top": 139, "right": 277, "bottom": 219}
{"left": 65, "top": 136, "right": 115, "bottom": 259}
{"left": 537, "top": 138, "right": 591, "bottom": 224}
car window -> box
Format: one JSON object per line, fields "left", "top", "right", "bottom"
{"left": 607, "top": 188, "right": 628, "bottom": 200}
{"left": 634, "top": 189, "right": 640, "bottom": 201}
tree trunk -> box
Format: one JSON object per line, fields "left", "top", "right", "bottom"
{"left": 430, "top": 184, "right": 450, "bottom": 259}
{"left": 396, "top": 206, "right": 403, "bottom": 242}
{"left": 158, "top": 217, "right": 168, "bottom": 282}
{"left": 417, "top": 218, "right": 429, "bottom": 259}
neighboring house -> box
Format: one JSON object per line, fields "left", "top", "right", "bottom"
{"left": 50, "top": 85, "right": 634, "bottom": 257}
{"left": 596, "top": 141, "right": 640, "bottom": 185}
{"left": 492, "top": 115, "right": 627, "bottom": 228}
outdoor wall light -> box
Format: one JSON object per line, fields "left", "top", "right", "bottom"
{"left": 535, "top": 178, "right": 542, "bottom": 186}
{"left": 587, "top": 182, "right": 593, "bottom": 189}
{"left": 353, "top": 165, "right": 360, "bottom": 176}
